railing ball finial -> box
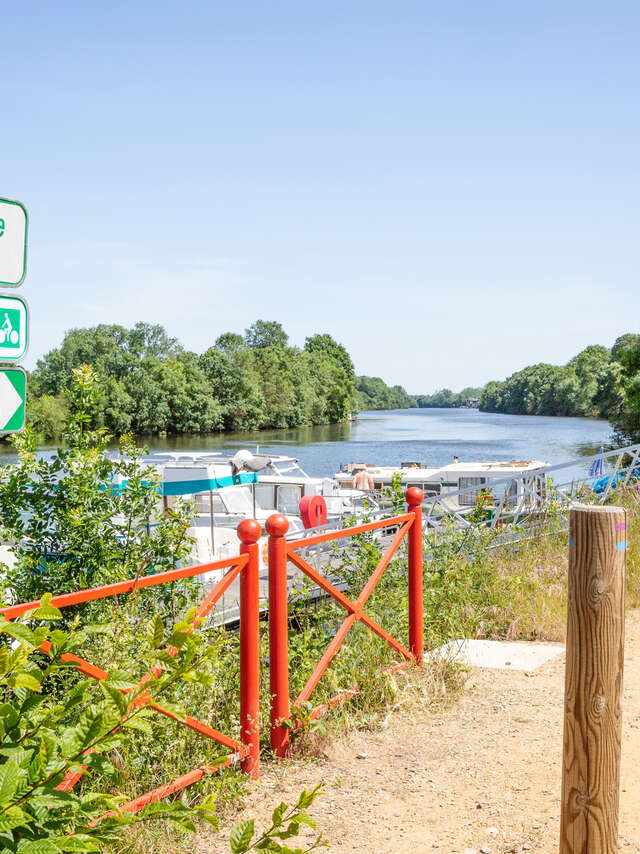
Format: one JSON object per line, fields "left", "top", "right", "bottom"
{"left": 266, "top": 514, "right": 289, "bottom": 537}
{"left": 237, "top": 518, "right": 262, "bottom": 544}
{"left": 405, "top": 487, "right": 424, "bottom": 507}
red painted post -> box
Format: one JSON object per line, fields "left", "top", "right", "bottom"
{"left": 237, "top": 519, "right": 262, "bottom": 777}
{"left": 406, "top": 487, "right": 424, "bottom": 664}
{"left": 266, "top": 513, "right": 290, "bottom": 757}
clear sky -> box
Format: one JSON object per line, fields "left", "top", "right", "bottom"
{"left": 3, "top": 1, "right": 640, "bottom": 394}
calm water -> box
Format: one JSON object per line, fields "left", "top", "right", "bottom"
{"left": 120, "top": 409, "right": 613, "bottom": 476}
{"left": 1, "top": 409, "right": 613, "bottom": 475}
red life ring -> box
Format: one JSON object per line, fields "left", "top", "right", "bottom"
{"left": 299, "top": 495, "right": 328, "bottom": 529}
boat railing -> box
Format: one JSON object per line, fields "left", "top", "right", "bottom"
{"left": 361, "top": 443, "right": 640, "bottom": 542}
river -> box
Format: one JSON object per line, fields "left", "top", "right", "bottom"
{"left": 0, "top": 408, "right": 614, "bottom": 475}
{"left": 119, "top": 409, "right": 613, "bottom": 476}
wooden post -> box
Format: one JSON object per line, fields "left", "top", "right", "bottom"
{"left": 560, "top": 504, "right": 626, "bottom": 854}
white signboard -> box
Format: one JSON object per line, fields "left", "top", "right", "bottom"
{"left": 0, "top": 198, "right": 28, "bottom": 287}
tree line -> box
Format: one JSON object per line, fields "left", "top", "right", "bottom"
{"left": 411, "top": 333, "right": 640, "bottom": 444}
{"left": 479, "top": 334, "right": 640, "bottom": 442}
{"left": 26, "top": 320, "right": 415, "bottom": 441}
{"left": 415, "top": 387, "right": 484, "bottom": 408}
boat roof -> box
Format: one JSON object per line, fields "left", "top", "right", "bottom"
{"left": 139, "top": 451, "right": 301, "bottom": 467}
{"left": 339, "top": 459, "right": 548, "bottom": 477}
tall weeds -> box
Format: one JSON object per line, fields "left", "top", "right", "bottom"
{"left": 99, "top": 487, "right": 640, "bottom": 852}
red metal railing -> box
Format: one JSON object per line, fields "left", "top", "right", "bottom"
{"left": 0, "top": 518, "right": 263, "bottom": 813}
{"left": 1, "top": 487, "right": 425, "bottom": 805}
{"left": 266, "top": 487, "right": 424, "bottom": 756}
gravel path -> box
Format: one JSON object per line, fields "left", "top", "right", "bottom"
{"left": 198, "top": 611, "right": 640, "bottom": 854}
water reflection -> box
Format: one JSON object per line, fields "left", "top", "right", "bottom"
{"left": 0, "top": 409, "right": 615, "bottom": 477}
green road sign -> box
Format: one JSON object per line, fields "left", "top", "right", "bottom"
{"left": 0, "top": 294, "right": 28, "bottom": 362}
{"left": 0, "top": 367, "right": 26, "bottom": 433}
{"left": 0, "top": 198, "right": 28, "bottom": 287}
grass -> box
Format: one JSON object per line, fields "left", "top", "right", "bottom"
{"left": 107, "top": 485, "right": 640, "bottom": 853}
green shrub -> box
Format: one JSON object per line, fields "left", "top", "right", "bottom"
{"left": 0, "top": 597, "right": 219, "bottom": 851}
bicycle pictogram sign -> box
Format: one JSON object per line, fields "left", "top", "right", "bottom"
{"left": 0, "top": 309, "right": 20, "bottom": 347}
{"left": 0, "top": 295, "right": 28, "bottom": 362}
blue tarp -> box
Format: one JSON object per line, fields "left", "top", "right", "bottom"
{"left": 593, "top": 468, "right": 640, "bottom": 494}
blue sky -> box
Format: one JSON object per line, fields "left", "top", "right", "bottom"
{"left": 3, "top": 1, "right": 640, "bottom": 393}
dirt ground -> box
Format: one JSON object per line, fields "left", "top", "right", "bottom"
{"left": 198, "top": 611, "right": 640, "bottom": 854}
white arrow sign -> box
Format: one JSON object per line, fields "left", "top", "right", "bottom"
{"left": 0, "top": 368, "right": 26, "bottom": 432}
{"left": 0, "top": 198, "right": 27, "bottom": 287}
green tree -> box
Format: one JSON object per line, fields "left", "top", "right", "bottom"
{"left": 26, "top": 394, "right": 69, "bottom": 442}
{"left": 0, "top": 366, "right": 193, "bottom": 605}
{"left": 244, "top": 320, "right": 288, "bottom": 350}
{"left": 610, "top": 333, "right": 640, "bottom": 440}
{"left": 215, "top": 332, "right": 245, "bottom": 354}
{"left": 304, "top": 334, "right": 355, "bottom": 378}
{"left": 199, "top": 345, "right": 265, "bottom": 431}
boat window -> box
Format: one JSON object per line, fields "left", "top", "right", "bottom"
{"left": 255, "top": 484, "right": 275, "bottom": 510}
{"left": 277, "top": 485, "right": 303, "bottom": 514}
{"left": 211, "top": 494, "right": 226, "bottom": 514}
{"left": 222, "top": 487, "right": 254, "bottom": 514}
{"left": 423, "top": 482, "right": 441, "bottom": 496}
{"left": 193, "top": 492, "right": 227, "bottom": 515}
{"left": 193, "top": 494, "right": 209, "bottom": 513}
{"left": 458, "top": 477, "right": 486, "bottom": 505}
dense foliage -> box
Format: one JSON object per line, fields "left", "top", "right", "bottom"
{"left": 480, "top": 334, "right": 640, "bottom": 434}
{"left": 479, "top": 343, "right": 620, "bottom": 418}
{"left": 0, "top": 602, "right": 219, "bottom": 851}
{"left": 610, "top": 333, "right": 640, "bottom": 441}
{"left": 477, "top": 335, "right": 640, "bottom": 441}
{"left": 415, "top": 387, "right": 483, "bottom": 408}
{"left": 354, "top": 376, "right": 416, "bottom": 411}
{"left": 26, "top": 322, "right": 362, "bottom": 440}
{"left": 0, "top": 367, "right": 193, "bottom": 608}
{"left": 411, "top": 333, "right": 640, "bottom": 441}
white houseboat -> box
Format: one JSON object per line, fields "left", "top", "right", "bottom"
{"left": 136, "top": 449, "right": 376, "bottom": 570}
{"left": 334, "top": 458, "right": 549, "bottom": 516}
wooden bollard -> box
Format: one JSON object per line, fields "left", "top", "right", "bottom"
{"left": 560, "top": 504, "right": 626, "bottom": 854}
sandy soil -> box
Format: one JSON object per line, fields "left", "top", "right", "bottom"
{"left": 197, "top": 611, "right": 640, "bottom": 854}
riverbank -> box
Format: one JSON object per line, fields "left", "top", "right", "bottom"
{"left": 2, "top": 408, "right": 615, "bottom": 479}
{"left": 199, "top": 610, "right": 640, "bottom": 854}
{"left": 114, "top": 486, "right": 639, "bottom": 854}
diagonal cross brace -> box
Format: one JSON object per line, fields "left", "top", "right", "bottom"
{"left": 52, "top": 559, "right": 247, "bottom": 793}
{"left": 287, "top": 520, "right": 414, "bottom": 705}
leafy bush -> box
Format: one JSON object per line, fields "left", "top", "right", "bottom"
{"left": 0, "top": 597, "right": 219, "bottom": 852}
{"left": 228, "top": 786, "right": 325, "bottom": 853}
{"left": 0, "top": 366, "right": 194, "bottom": 607}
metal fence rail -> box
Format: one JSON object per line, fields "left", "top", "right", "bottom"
{"left": 366, "top": 443, "right": 640, "bottom": 539}
{"left": 264, "top": 488, "right": 424, "bottom": 756}
{"left": 0, "top": 520, "right": 264, "bottom": 812}
{"left": 0, "top": 493, "right": 426, "bottom": 804}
